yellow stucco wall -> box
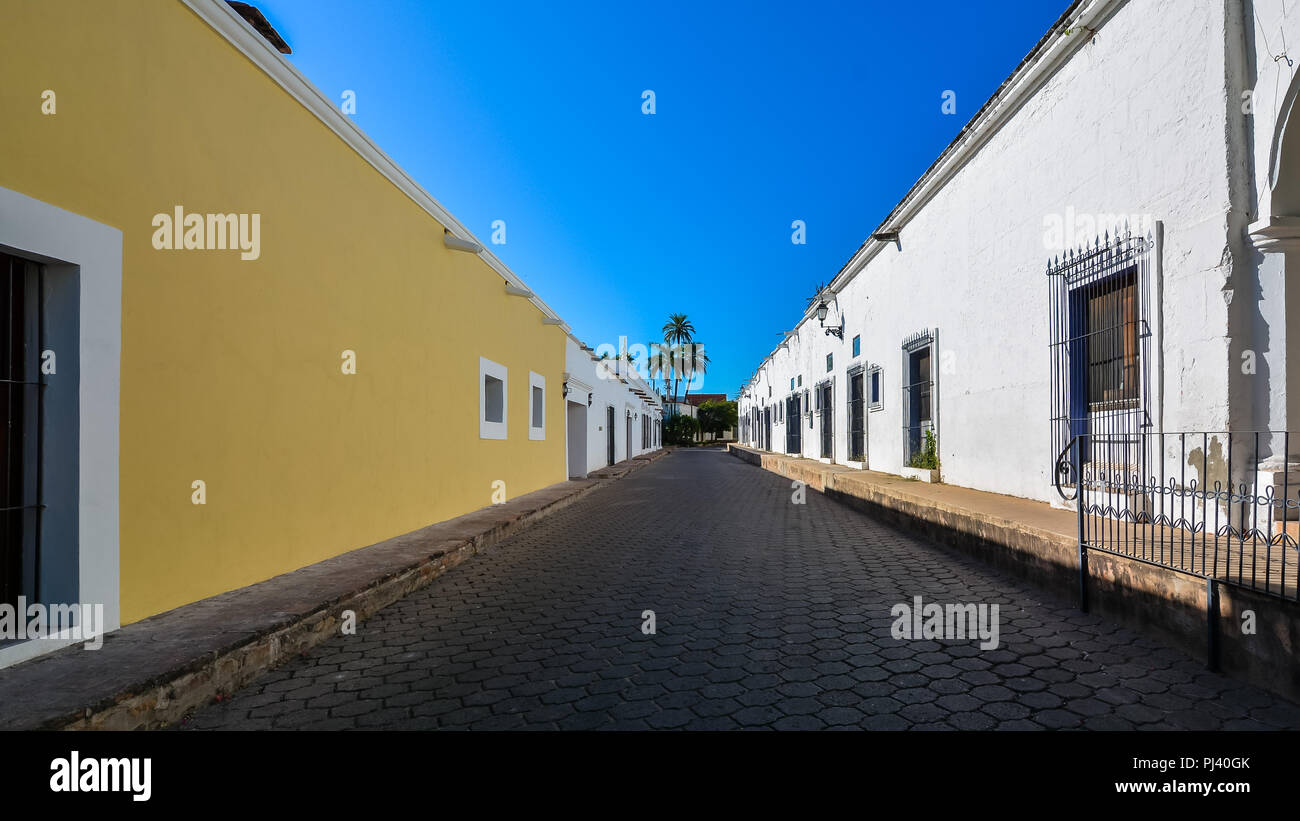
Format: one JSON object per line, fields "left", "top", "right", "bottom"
{"left": 0, "top": 0, "right": 567, "bottom": 622}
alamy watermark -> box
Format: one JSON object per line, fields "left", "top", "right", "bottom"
{"left": 151, "top": 206, "right": 261, "bottom": 260}
{"left": 890, "top": 595, "right": 999, "bottom": 650}
{"left": 50, "top": 751, "right": 151, "bottom": 801}
{"left": 1042, "top": 207, "right": 1153, "bottom": 253}
{"left": 0, "top": 597, "right": 105, "bottom": 649}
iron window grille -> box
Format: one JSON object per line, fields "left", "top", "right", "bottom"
{"left": 902, "top": 329, "right": 937, "bottom": 466}
{"left": 848, "top": 365, "right": 866, "bottom": 462}
{"left": 1048, "top": 227, "right": 1154, "bottom": 485}
{"left": 0, "top": 253, "right": 45, "bottom": 615}
{"left": 785, "top": 393, "right": 802, "bottom": 454}
{"left": 818, "top": 380, "right": 833, "bottom": 459}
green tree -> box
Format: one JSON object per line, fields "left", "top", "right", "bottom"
{"left": 663, "top": 413, "right": 700, "bottom": 445}
{"left": 697, "top": 399, "right": 737, "bottom": 441}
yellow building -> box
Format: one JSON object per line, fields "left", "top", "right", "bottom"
{"left": 0, "top": 0, "right": 579, "bottom": 660}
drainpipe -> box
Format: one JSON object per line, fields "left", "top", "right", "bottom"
{"left": 1219, "top": 0, "right": 1257, "bottom": 668}
{"left": 1224, "top": 0, "right": 1260, "bottom": 437}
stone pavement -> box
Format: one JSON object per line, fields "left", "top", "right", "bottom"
{"left": 181, "top": 449, "right": 1300, "bottom": 730}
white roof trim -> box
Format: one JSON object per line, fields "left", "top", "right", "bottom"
{"left": 180, "top": 0, "right": 571, "bottom": 333}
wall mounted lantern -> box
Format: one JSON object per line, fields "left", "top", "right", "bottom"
{"left": 818, "top": 297, "right": 844, "bottom": 340}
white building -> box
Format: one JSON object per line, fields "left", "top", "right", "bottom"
{"left": 565, "top": 337, "right": 663, "bottom": 478}
{"left": 739, "top": 0, "right": 1300, "bottom": 506}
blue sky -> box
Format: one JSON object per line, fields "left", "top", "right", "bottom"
{"left": 258, "top": 0, "right": 1068, "bottom": 398}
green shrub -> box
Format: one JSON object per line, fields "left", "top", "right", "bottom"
{"left": 663, "top": 414, "right": 700, "bottom": 446}
{"left": 908, "top": 429, "right": 939, "bottom": 470}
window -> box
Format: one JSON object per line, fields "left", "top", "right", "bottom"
{"left": 852, "top": 335, "right": 860, "bottom": 358}
{"left": 818, "top": 380, "right": 833, "bottom": 458}
{"left": 528, "top": 371, "right": 545, "bottom": 440}
{"left": 0, "top": 253, "right": 39, "bottom": 615}
{"left": 485, "top": 378, "right": 504, "bottom": 420}
{"left": 785, "top": 393, "right": 802, "bottom": 454}
{"left": 826, "top": 353, "right": 833, "bottom": 372}
{"left": 790, "top": 377, "right": 795, "bottom": 391}
{"left": 797, "top": 375, "right": 802, "bottom": 387}
{"left": 1084, "top": 272, "right": 1140, "bottom": 410}
{"left": 479, "top": 357, "right": 508, "bottom": 439}
{"left": 848, "top": 368, "right": 865, "bottom": 461}
{"left": 0, "top": 185, "right": 122, "bottom": 667}
{"left": 902, "top": 333, "right": 935, "bottom": 466}
{"left": 1047, "top": 229, "right": 1153, "bottom": 476}
{"left": 868, "top": 365, "right": 883, "bottom": 411}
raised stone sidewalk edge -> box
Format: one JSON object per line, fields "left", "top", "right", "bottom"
{"left": 726, "top": 444, "right": 1300, "bottom": 704}
{"left": 0, "top": 449, "right": 670, "bottom": 731}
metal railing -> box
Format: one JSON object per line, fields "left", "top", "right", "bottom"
{"left": 1055, "top": 430, "right": 1300, "bottom": 603}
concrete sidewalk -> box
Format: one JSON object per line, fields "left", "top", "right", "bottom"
{"left": 0, "top": 450, "right": 668, "bottom": 731}
{"left": 727, "top": 444, "right": 1300, "bottom": 703}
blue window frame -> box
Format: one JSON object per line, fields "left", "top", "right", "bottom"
{"left": 852, "top": 335, "right": 860, "bottom": 357}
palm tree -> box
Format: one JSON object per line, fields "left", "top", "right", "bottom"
{"left": 663, "top": 344, "right": 681, "bottom": 408}
{"left": 647, "top": 343, "right": 673, "bottom": 400}
{"left": 681, "top": 342, "right": 710, "bottom": 410}
{"left": 661, "top": 314, "right": 695, "bottom": 405}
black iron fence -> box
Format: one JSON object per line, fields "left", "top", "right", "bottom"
{"left": 1056, "top": 430, "right": 1300, "bottom": 603}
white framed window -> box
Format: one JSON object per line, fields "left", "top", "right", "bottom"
{"left": 528, "top": 370, "right": 545, "bottom": 440}
{"left": 868, "top": 365, "right": 884, "bottom": 411}
{"left": 0, "top": 184, "right": 123, "bottom": 668}
{"left": 479, "top": 356, "right": 508, "bottom": 440}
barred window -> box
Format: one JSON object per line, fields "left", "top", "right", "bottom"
{"left": 1047, "top": 227, "right": 1154, "bottom": 476}
{"left": 1084, "top": 271, "right": 1140, "bottom": 409}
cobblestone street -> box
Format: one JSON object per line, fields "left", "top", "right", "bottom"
{"left": 183, "top": 450, "right": 1300, "bottom": 730}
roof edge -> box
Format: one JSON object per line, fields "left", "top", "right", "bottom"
{"left": 180, "top": 0, "right": 572, "bottom": 334}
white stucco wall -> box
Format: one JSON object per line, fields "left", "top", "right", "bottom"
{"left": 565, "top": 337, "right": 661, "bottom": 477}
{"left": 743, "top": 0, "right": 1250, "bottom": 504}
{"left": 1245, "top": 1, "right": 1300, "bottom": 441}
